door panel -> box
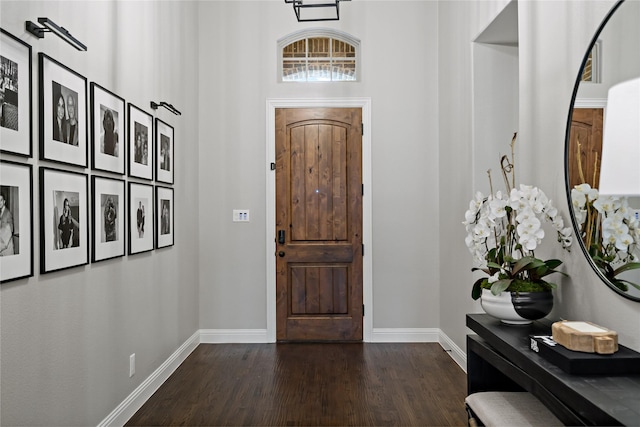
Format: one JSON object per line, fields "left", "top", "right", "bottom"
{"left": 290, "top": 265, "right": 348, "bottom": 314}
{"left": 291, "top": 124, "right": 348, "bottom": 241}
{"left": 276, "top": 108, "right": 362, "bottom": 341}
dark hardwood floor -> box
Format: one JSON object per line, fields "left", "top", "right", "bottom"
{"left": 126, "top": 343, "right": 468, "bottom": 426}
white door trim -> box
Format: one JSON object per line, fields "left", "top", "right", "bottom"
{"left": 266, "top": 98, "right": 373, "bottom": 342}
{"left": 573, "top": 98, "right": 607, "bottom": 109}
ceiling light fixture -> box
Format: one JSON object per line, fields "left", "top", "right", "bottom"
{"left": 284, "top": 0, "right": 351, "bottom": 22}
{"left": 26, "top": 18, "right": 87, "bottom": 51}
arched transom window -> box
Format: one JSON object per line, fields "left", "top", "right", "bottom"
{"left": 278, "top": 29, "right": 360, "bottom": 82}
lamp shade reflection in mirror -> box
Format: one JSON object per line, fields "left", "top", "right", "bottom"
{"left": 566, "top": 0, "right": 640, "bottom": 301}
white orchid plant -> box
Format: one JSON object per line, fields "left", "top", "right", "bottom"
{"left": 571, "top": 183, "right": 640, "bottom": 292}
{"left": 463, "top": 134, "right": 573, "bottom": 300}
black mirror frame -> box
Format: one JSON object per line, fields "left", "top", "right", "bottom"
{"left": 564, "top": 0, "right": 640, "bottom": 302}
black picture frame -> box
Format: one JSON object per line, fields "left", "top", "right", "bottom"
{"left": 92, "top": 176, "right": 125, "bottom": 263}
{"left": 39, "top": 167, "right": 89, "bottom": 273}
{"left": 0, "top": 28, "right": 33, "bottom": 157}
{"left": 128, "top": 182, "right": 154, "bottom": 254}
{"left": 155, "top": 118, "right": 174, "bottom": 184}
{"left": 38, "top": 53, "right": 88, "bottom": 167}
{"left": 91, "top": 82, "right": 125, "bottom": 174}
{"left": 0, "top": 160, "right": 33, "bottom": 283}
{"left": 155, "top": 186, "right": 174, "bottom": 249}
{"left": 128, "top": 103, "right": 153, "bottom": 180}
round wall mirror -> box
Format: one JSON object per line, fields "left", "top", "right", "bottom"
{"left": 565, "top": 0, "right": 640, "bottom": 301}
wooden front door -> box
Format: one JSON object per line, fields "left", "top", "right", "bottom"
{"left": 568, "top": 108, "right": 604, "bottom": 189}
{"left": 275, "top": 108, "right": 363, "bottom": 341}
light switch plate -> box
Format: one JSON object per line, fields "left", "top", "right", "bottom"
{"left": 233, "top": 209, "right": 250, "bottom": 222}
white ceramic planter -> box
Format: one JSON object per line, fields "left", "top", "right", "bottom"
{"left": 480, "top": 289, "right": 532, "bottom": 325}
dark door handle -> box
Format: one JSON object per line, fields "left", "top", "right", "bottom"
{"left": 278, "top": 230, "right": 285, "bottom": 244}
{"left": 278, "top": 251, "right": 285, "bottom": 257}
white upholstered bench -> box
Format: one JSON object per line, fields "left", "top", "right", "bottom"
{"left": 465, "top": 391, "right": 564, "bottom": 426}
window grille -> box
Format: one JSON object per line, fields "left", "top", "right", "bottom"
{"left": 279, "top": 29, "right": 360, "bottom": 82}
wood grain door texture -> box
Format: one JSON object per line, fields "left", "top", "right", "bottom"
{"left": 569, "top": 108, "right": 603, "bottom": 189}
{"left": 275, "top": 107, "right": 363, "bottom": 341}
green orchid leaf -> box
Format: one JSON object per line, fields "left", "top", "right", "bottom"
{"left": 611, "top": 280, "right": 629, "bottom": 292}
{"left": 525, "top": 258, "right": 566, "bottom": 280}
{"left": 544, "top": 259, "right": 563, "bottom": 270}
{"left": 612, "top": 262, "right": 640, "bottom": 276}
{"left": 471, "top": 267, "right": 492, "bottom": 276}
{"left": 491, "top": 279, "right": 512, "bottom": 295}
{"left": 628, "top": 281, "right": 640, "bottom": 291}
{"left": 512, "top": 256, "right": 543, "bottom": 275}
{"left": 534, "top": 267, "right": 568, "bottom": 279}
{"left": 613, "top": 279, "right": 640, "bottom": 292}
{"left": 472, "top": 277, "right": 485, "bottom": 300}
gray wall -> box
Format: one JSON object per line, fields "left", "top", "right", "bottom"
{"left": 438, "top": 0, "right": 640, "bottom": 353}
{"left": 0, "top": 2, "right": 200, "bottom": 425}
{"left": 438, "top": 0, "right": 511, "bottom": 361}
{"left": 517, "top": 0, "right": 640, "bottom": 350}
{"left": 196, "top": 1, "right": 442, "bottom": 331}
{"left": 2, "top": 0, "right": 640, "bottom": 425}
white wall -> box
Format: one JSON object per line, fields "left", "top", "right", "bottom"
{"left": 0, "top": 2, "right": 200, "bottom": 425}
{"left": 197, "top": 1, "right": 441, "bottom": 331}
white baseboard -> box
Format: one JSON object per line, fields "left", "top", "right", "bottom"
{"left": 370, "top": 328, "right": 466, "bottom": 372}
{"left": 98, "top": 327, "right": 466, "bottom": 426}
{"left": 200, "top": 329, "right": 269, "bottom": 343}
{"left": 438, "top": 330, "right": 467, "bottom": 373}
{"left": 370, "top": 328, "right": 440, "bottom": 343}
{"left": 97, "top": 330, "right": 200, "bottom": 427}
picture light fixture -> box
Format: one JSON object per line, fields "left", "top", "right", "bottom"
{"left": 26, "top": 18, "right": 87, "bottom": 51}
{"left": 150, "top": 101, "right": 182, "bottom": 116}
{"left": 284, "top": 0, "right": 351, "bottom": 22}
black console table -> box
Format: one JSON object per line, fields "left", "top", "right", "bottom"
{"left": 466, "top": 313, "right": 640, "bottom": 426}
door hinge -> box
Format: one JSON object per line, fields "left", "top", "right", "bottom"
{"left": 362, "top": 304, "right": 365, "bottom": 316}
{"left": 362, "top": 243, "right": 364, "bottom": 256}
{"left": 361, "top": 184, "right": 364, "bottom": 196}
{"left": 361, "top": 123, "right": 364, "bottom": 136}
{"left": 270, "top": 162, "right": 276, "bottom": 170}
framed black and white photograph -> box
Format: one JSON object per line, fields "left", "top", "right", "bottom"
{"left": 128, "top": 104, "right": 153, "bottom": 180}
{"left": 0, "top": 161, "right": 33, "bottom": 283}
{"left": 39, "top": 167, "right": 89, "bottom": 273}
{"left": 38, "top": 53, "right": 88, "bottom": 167}
{"left": 155, "top": 119, "right": 174, "bottom": 184}
{"left": 155, "top": 186, "right": 174, "bottom": 249}
{"left": 91, "top": 83, "right": 125, "bottom": 174}
{"left": 0, "top": 29, "right": 32, "bottom": 157}
{"left": 92, "top": 176, "right": 125, "bottom": 263}
{"left": 128, "top": 182, "right": 153, "bottom": 254}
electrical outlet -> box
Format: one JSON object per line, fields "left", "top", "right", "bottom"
{"left": 233, "top": 209, "right": 250, "bottom": 222}
{"left": 129, "top": 354, "right": 135, "bottom": 377}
